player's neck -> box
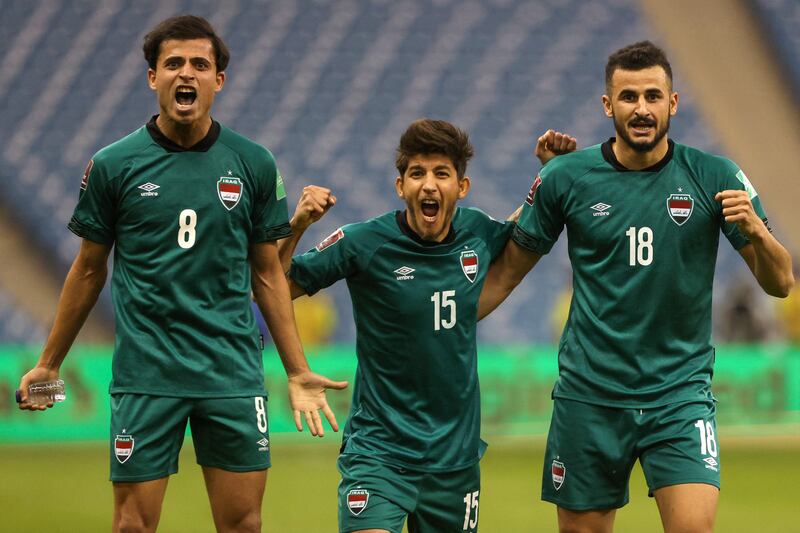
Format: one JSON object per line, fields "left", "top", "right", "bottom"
{"left": 612, "top": 136, "right": 670, "bottom": 171}
{"left": 155, "top": 114, "right": 213, "bottom": 149}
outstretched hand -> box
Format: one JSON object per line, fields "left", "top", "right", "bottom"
{"left": 291, "top": 186, "right": 337, "bottom": 232}
{"left": 287, "top": 370, "right": 348, "bottom": 437}
{"left": 535, "top": 129, "right": 577, "bottom": 165}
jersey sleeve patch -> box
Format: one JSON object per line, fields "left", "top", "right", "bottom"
{"left": 735, "top": 169, "right": 758, "bottom": 200}
{"left": 276, "top": 169, "right": 286, "bottom": 200}
{"left": 525, "top": 175, "right": 542, "bottom": 206}
{"left": 316, "top": 227, "right": 344, "bottom": 252}
{"left": 81, "top": 159, "right": 94, "bottom": 190}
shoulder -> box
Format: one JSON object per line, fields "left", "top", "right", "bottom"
{"left": 218, "top": 125, "right": 277, "bottom": 168}
{"left": 314, "top": 211, "right": 398, "bottom": 253}
{"left": 91, "top": 126, "right": 151, "bottom": 172}
{"left": 540, "top": 144, "right": 605, "bottom": 183}
{"left": 455, "top": 206, "right": 500, "bottom": 228}
{"left": 672, "top": 142, "right": 740, "bottom": 177}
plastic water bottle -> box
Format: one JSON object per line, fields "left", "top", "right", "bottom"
{"left": 15, "top": 379, "right": 66, "bottom": 405}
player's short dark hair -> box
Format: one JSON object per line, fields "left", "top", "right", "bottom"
{"left": 605, "top": 40, "right": 672, "bottom": 90}
{"left": 395, "top": 119, "right": 474, "bottom": 180}
{"left": 143, "top": 15, "right": 230, "bottom": 72}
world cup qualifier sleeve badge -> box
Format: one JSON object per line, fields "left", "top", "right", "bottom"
{"left": 217, "top": 177, "right": 243, "bottom": 210}
{"left": 114, "top": 434, "right": 135, "bottom": 464}
{"left": 667, "top": 193, "right": 694, "bottom": 226}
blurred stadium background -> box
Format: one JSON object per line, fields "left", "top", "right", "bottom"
{"left": 0, "top": 0, "right": 798, "bottom": 531}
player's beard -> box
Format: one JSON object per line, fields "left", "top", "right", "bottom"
{"left": 614, "top": 113, "right": 670, "bottom": 153}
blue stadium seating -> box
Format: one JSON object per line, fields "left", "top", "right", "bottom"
{"left": 0, "top": 0, "right": 738, "bottom": 344}
{"left": 0, "top": 289, "right": 45, "bottom": 344}
{"left": 750, "top": 0, "right": 800, "bottom": 93}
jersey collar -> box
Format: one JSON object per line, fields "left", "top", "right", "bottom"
{"left": 395, "top": 210, "right": 456, "bottom": 246}
{"left": 601, "top": 137, "right": 674, "bottom": 172}
{"left": 146, "top": 115, "right": 221, "bottom": 152}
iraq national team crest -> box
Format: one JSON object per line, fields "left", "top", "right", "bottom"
{"left": 667, "top": 193, "right": 694, "bottom": 226}
{"left": 115, "top": 434, "right": 135, "bottom": 464}
{"left": 552, "top": 460, "right": 565, "bottom": 490}
{"left": 217, "top": 177, "right": 243, "bottom": 210}
{"left": 460, "top": 250, "right": 478, "bottom": 283}
{"left": 347, "top": 488, "right": 369, "bottom": 516}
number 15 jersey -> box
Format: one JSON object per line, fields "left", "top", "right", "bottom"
{"left": 514, "top": 139, "right": 769, "bottom": 408}
{"left": 68, "top": 117, "right": 291, "bottom": 398}
{"left": 291, "top": 208, "right": 512, "bottom": 471}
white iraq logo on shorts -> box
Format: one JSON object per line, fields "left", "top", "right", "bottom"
{"left": 347, "top": 488, "right": 369, "bottom": 516}
{"left": 115, "top": 434, "right": 135, "bottom": 464}
{"left": 552, "top": 459, "right": 566, "bottom": 490}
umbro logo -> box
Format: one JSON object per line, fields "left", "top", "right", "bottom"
{"left": 256, "top": 437, "right": 269, "bottom": 452}
{"left": 138, "top": 182, "right": 160, "bottom": 197}
{"left": 394, "top": 266, "right": 415, "bottom": 281}
{"left": 590, "top": 202, "right": 611, "bottom": 217}
{"left": 703, "top": 457, "right": 718, "bottom": 471}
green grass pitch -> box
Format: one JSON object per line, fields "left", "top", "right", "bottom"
{"left": 1, "top": 436, "right": 797, "bottom": 532}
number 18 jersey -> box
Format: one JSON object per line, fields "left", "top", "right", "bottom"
{"left": 68, "top": 117, "right": 291, "bottom": 397}
{"left": 290, "top": 208, "right": 512, "bottom": 471}
{"left": 514, "top": 139, "right": 769, "bottom": 408}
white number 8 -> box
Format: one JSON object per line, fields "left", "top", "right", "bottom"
{"left": 178, "top": 209, "right": 197, "bottom": 249}
{"left": 255, "top": 397, "right": 268, "bottom": 433}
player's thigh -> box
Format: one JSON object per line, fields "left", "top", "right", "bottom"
{"left": 409, "top": 462, "right": 481, "bottom": 533}
{"left": 110, "top": 394, "right": 191, "bottom": 482}
{"left": 542, "top": 398, "right": 637, "bottom": 511}
{"left": 190, "top": 395, "right": 271, "bottom": 471}
{"left": 202, "top": 466, "right": 268, "bottom": 532}
{"left": 653, "top": 483, "right": 717, "bottom": 533}
{"left": 338, "top": 454, "right": 415, "bottom": 533}
{"left": 113, "top": 477, "right": 170, "bottom": 533}
{"left": 556, "top": 507, "right": 616, "bottom": 533}
{"left": 639, "top": 401, "right": 720, "bottom": 494}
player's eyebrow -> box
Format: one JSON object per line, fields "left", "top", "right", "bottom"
{"left": 162, "top": 55, "right": 186, "bottom": 66}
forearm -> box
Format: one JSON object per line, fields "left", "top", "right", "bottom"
{"left": 39, "top": 261, "right": 107, "bottom": 369}
{"left": 253, "top": 260, "right": 310, "bottom": 376}
{"left": 277, "top": 221, "right": 307, "bottom": 273}
{"left": 747, "top": 231, "right": 794, "bottom": 297}
{"left": 478, "top": 240, "right": 540, "bottom": 320}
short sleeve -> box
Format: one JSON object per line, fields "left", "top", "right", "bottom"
{"left": 67, "top": 157, "right": 116, "bottom": 244}
{"left": 251, "top": 150, "right": 291, "bottom": 243}
{"left": 717, "top": 160, "right": 769, "bottom": 250}
{"left": 289, "top": 224, "right": 364, "bottom": 296}
{"left": 512, "top": 165, "right": 566, "bottom": 255}
{"left": 465, "top": 208, "right": 514, "bottom": 259}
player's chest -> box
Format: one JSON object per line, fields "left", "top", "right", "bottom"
{"left": 116, "top": 156, "right": 255, "bottom": 231}
{"left": 564, "top": 173, "right": 719, "bottom": 253}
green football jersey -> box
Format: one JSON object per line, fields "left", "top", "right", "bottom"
{"left": 68, "top": 117, "right": 290, "bottom": 397}
{"left": 515, "top": 139, "right": 769, "bottom": 408}
{"left": 290, "top": 208, "right": 513, "bottom": 471}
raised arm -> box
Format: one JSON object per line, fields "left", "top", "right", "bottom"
{"left": 716, "top": 190, "right": 794, "bottom": 297}
{"left": 18, "top": 239, "right": 111, "bottom": 410}
{"left": 277, "top": 185, "right": 336, "bottom": 272}
{"left": 478, "top": 239, "right": 542, "bottom": 320}
{"left": 250, "top": 240, "right": 347, "bottom": 436}
{"left": 535, "top": 129, "right": 577, "bottom": 165}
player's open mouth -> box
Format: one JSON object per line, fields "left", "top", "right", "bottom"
{"left": 630, "top": 120, "right": 655, "bottom": 135}
{"left": 175, "top": 86, "right": 197, "bottom": 107}
{"left": 421, "top": 199, "right": 439, "bottom": 222}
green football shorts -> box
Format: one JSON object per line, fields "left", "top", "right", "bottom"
{"left": 542, "top": 398, "right": 720, "bottom": 510}
{"left": 109, "top": 393, "right": 271, "bottom": 482}
{"left": 338, "top": 454, "right": 481, "bottom": 533}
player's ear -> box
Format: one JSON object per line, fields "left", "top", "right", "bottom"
{"left": 458, "top": 176, "right": 471, "bottom": 199}
{"left": 669, "top": 91, "right": 678, "bottom": 116}
{"left": 215, "top": 70, "right": 225, "bottom": 92}
{"left": 395, "top": 175, "right": 404, "bottom": 198}
{"left": 602, "top": 94, "right": 613, "bottom": 118}
{"left": 147, "top": 68, "right": 157, "bottom": 91}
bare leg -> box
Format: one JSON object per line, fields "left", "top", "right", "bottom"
{"left": 557, "top": 507, "right": 616, "bottom": 533}
{"left": 113, "top": 477, "right": 169, "bottom": 533}
{"left": 202, "top": 466, "right": 268, "bottom": 533}
{"left": 654, "top": 483, "right": 718, "bottom": 533}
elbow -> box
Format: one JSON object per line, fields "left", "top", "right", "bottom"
{"left": 768, "top": 273, "right": 795, "bottom": 298}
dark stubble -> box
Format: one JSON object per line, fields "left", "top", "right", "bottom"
{"left": 613, "top": 112, "right": 670, "bottom": 153}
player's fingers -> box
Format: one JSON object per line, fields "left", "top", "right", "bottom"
{"left": 312, "top": 410, "right": 324, "bottom": 437}
{"left": 322, "top": 379, "right": 349, "bottom": 390}
{"left": 715, "top": 190, "right": 747, "bottom": 202}
{"left": 293, "top": 410, "right": 304, "bottom": 432}
{"left": 322, "top": 404, "right": 339, "bottom": 432}
{"left": 304, "top": 410, "right": 318, "bottom": 436}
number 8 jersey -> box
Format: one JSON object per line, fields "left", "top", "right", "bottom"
{"left": 291, "top": 208, "right": 513, "bottom": 471}
{"left": 68, "top": 117, "right": 291, "bottom": 397}
{"left": 514, "top": 139, "right": 770, "bottom": 408}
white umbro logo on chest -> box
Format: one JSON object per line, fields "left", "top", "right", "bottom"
{"left": 138, "top": 182, "right": 160, "bottom": 197}
{"left": 590, "top": 202, "right": 611, "bottom": 217}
